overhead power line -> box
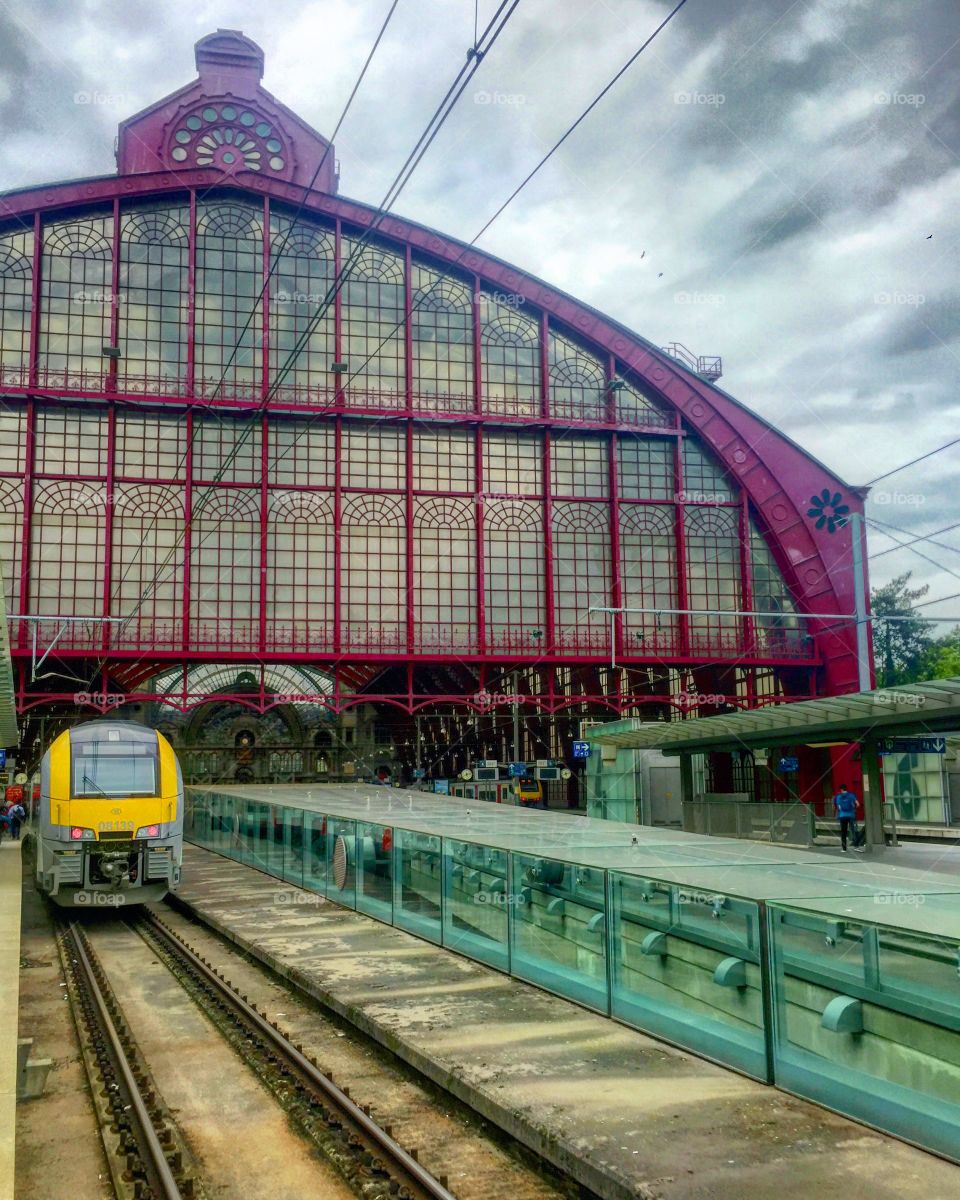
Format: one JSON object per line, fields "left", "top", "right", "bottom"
{"left": 865, "top": 436, "right": 960, "bottom": 487}
{"left": 870, "top": 516, "right": 960, "bottom": 560}
{"left": 472, "top": 0, "right": 692, "bottom": 243}
{"left": 865, "top": 517, "right": 960, "bottom": 587}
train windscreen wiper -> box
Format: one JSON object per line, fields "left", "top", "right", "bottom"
{"left": 82, "top": 773, "right": 111, "bottom": 799}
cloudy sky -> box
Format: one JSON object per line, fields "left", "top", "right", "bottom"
{"left": 2, "top": 0, "right": 958, "bottom": 620}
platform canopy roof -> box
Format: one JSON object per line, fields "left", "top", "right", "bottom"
{"left": 591, "top": 678, "right": 960, "bottom": 756}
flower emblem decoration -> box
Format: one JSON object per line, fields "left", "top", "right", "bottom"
{"left": 807, "top": 488, "right": 850, "bottom": 533}
{"left": 168, "top": 104, "right": 287, "bottom": 174}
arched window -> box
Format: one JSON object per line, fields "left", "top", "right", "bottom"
{"left": 190, "top": 487, "right": 260, "bottom": 649}
{"left": 0, "top": 478, "right": 23, "bottom": 612}
{"left": 30, "top": 480, "right": 106, "bottom": 618}
{"left": 549, "top": 332, "right": 605, "bottom": 422}
{"left": 412, "top": 267, "right": 473, "bottom": 413}
{"left": 267, "top": 490, "right": 334, "bottom": 653}
{"left": 484, "top": 499, "right": 543, "bottom": 649}
{"left": 0, "top": 230, "right": 33, "bottom": 386}
{"left": 341, "top": 239, "right": 405, "bottom": 408}
{"left": 40, "top": 215, "right": 113, "bottom": 388}
{"left": 685, "top": 506, "right": 742, "bottom": 652}
{"left": 195, "top": 202, "right": 263, "bottom": 398}
{"left": 111, "top": 484, "right": 184, "bottom": 650}
{"left": 119, "top": 206, "right": 189, "bottom": 391}
{"left": 413, "top": 496, "right": 475, "bottom": 651}
{"left": 341, "top": 493, "right": 406, "bottom": 651}
{"left": 619, "top": 505, "right": 678, "bottom": 652}
{"left": 269, "top": 214, "right": 335, "bottom": 403}
{"left": 552, "top": 502, "right": 610, "bottom": 650}
{"left": 480, "top": 297, "right": 540, "bottom": 417}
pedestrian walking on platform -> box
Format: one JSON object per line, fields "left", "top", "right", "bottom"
{"left": 7, "top": 801, "right": 25, "bottom": 840}
{"left": 833, "top": 783, "right": 863, "bottom": 853}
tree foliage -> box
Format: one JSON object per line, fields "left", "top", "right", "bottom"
{"left": 870, "top": 573, "right": 934, "bottom": 687}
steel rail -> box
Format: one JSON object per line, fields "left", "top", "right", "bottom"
{"left": 63, "top": 922, "right": 184, "bottom": 1200}
{"left": 139, "top": 912, "right": 459, "bottom": 1200}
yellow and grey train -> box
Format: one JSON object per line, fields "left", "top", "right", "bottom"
{"left": 34, "top": 720, "right": 183, "bottom": 907}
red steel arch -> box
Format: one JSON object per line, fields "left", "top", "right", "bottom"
{"left": 0, "top": 33, "right": 868, "bottom": 725}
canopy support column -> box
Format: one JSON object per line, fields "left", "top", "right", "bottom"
{"left": 860, "top": 737, "right": 885, "bottom": 849}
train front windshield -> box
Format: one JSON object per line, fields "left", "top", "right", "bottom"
{"left": 72, "top": 743, "right": 159, "bottom": 798}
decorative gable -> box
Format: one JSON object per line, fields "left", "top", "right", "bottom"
{"left": 116, "top": 29, "right": 337, "bottom": 193}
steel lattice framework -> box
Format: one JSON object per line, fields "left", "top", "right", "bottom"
{"left": 0, "top": 31, "right": 867, "bottom": 727}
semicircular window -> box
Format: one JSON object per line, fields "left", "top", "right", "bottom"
{"left": 168, "top": 103, "right": 287, "bottom": 174}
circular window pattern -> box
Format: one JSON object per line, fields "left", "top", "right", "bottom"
{"left": 169, "top": 103, "right": 288, "bottom": 174}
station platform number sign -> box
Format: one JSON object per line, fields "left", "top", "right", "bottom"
{"left": 572, "top": 741, "right": 591, "bottom": 760}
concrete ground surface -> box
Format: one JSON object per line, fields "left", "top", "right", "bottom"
{"left": 174, "top": 844, "right": 960, "bottom": 1200}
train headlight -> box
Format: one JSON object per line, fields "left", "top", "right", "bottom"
{"left": 136, "top": 825, "right": 160, "bottom": 839}
{"left": 70, "top": 827, "right": 95, "bottom": 841}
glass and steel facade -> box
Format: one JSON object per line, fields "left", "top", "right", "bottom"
{"left": 1, "top": 196, "right": 813, "bottom": 685}
{"left": 185, "top": 784, "right": 960, "bottom": 1162}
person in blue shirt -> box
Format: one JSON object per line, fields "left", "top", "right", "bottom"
{"left": 833, "top": 783, "right": 862, "bottom": 853}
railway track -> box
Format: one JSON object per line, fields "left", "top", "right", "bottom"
{"left": 133, "top": 910, "right": 459, "bottom": 1200}
{"left": 55, "top": 905, "right": 573, "bottom": 1200}
{"left": 57, "top": 921, "right": 196, "bottom": 1200}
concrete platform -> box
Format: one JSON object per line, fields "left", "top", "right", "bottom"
{"left": 173, "top": 844, "right": 960, "bottom": 1200}
{"left": 1, "top": 840, "right": 22, "bottom": 1200}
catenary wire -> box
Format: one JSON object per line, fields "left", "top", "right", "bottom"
{"left": 869, "top": 516, "right": 960, "bottom": 560}
{"left": 864, "top": 436, "right": 960, "bottom": 487}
